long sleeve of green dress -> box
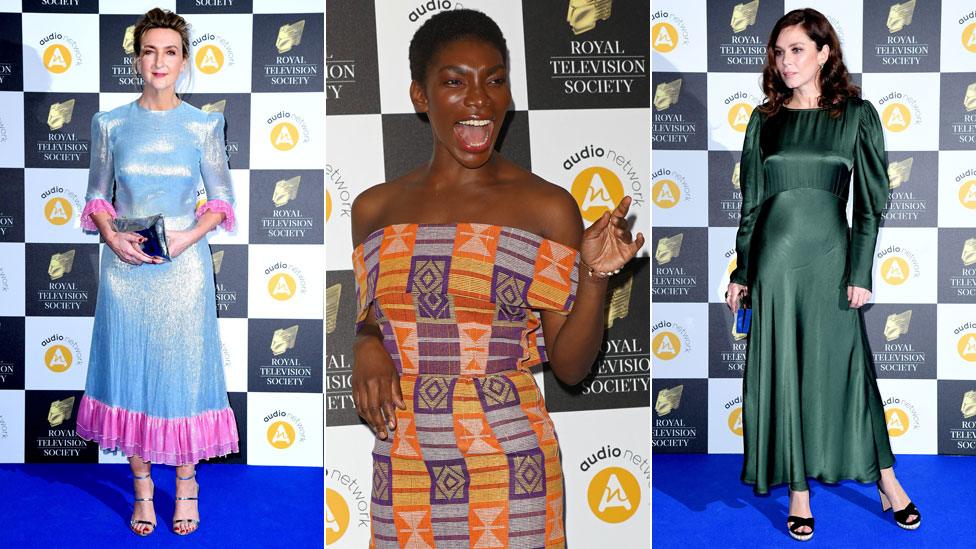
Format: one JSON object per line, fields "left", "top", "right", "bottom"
{"left": 847, "top": 101, "right": 890, "bottom": 292}
{"left": 730, "top": 108, "right": 764, "bottom": 286}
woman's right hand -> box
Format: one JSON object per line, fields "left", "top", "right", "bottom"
{"left": 106, "top": 231, "right": 158, "bottom": 265}
{"left": 726, "top": 282, "right": 749, "bottom": 314}
{"left": 352, "top": 337, "right": 406, "bottom": 440}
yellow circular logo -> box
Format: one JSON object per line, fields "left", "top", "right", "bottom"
{"left": 325, "top": 190, "right": 332, "bottom": 222}
{"left": 885, "top": 407, "right": 910, "bottom": 437}
{"left": 571, "top": 166, "right": 624, "bottom": 223}
{"left": 652, "top": 22, "right": 679, "bottom": 53}
{"left": 267, "top": 273, "right": 297, "bottom": 301}
{"left": 652, "top": 331, "right": 681, "bottom": 360}
{"left": 652, "top": 179, "right": 681, "bottom": 209}
{"left": 958, "top": 180, "right": 976, "bottom": 209}
{"left": 44, "top": 344, "right": 73, "bottom": 373}
{"left": 271, "top": 122, "right": 300, "bottom": 151}
{"left": 727, "top": 406, "right": 743, "bottom": 436}
{"left": 963, "top": 23, "right": 976, "bottom": 54}
{"left": 43, "top": 44, "right": 72, "bottom": 74}
{"left": 44, "top": 197, "right": 73, "bottom": 226}
{"left": 195, "top": 44, "right": 224, "bottom": 74}
{"left": 267, "top": 420, "right": 296, "bottom": 449}
{"left": 325, "top": 488, "right": 350, "bottom": 544}
{"left": 958, "top": 332, "right": 976, "bottom": 362}
{"left": 880, "top": 256, "right": 910, "bottom": 286}
{"left": 587, "top": 467, "right": 641, "bottom": 524}
{"left": 727, "top": 103, "right": 754, "bottom": 132}
{"left": 881, "top": 103, "right": 912, "bottom": 132}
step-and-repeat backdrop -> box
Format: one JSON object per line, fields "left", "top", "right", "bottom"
{"left": 325, "top": 1, "right": 649, "bottom": 546}
{"left": 652, "top": 0, "right": 976, "bottom": 457}
{"left": 0, "top": 0, "right": 325, "bottom": 467}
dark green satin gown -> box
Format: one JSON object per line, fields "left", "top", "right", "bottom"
{"left": 731, "top": 97, "right": 895, "bottom": 494}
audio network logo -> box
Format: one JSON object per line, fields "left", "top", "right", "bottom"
{"left": 725, "top": 396, "right": 743, "bottom": 436}
{"left": 41, "top": 186, "right": 81, "bottom": 227}
{"left": 579, "top": 443, "right": 646, "bottom": 525}
{"left": 565, "top": 145, "right": 642, "bottom": 222}
{"left": 326, "top": 487, "right": 350, "bottom": 544}
{"left": 651, "top": 10, "right": 689, "bottom": 54}
{"left": 266, "top": 111, "right": 308, "bottom": 151}
{"left": 652, "top": 320, "right": 690, "bottom": 362}
{"left": 877, "top": 245, "right": 920, "bottom": 286}
{"left": 264, "top": 261, "right": 306, "bottom": 302}
{"left": 651, "top": 168, "right": 690, "bottom": 210}
{"left": 955, "top": 322, "right": 976, "bottom": 363}
{"left": 326, "top": 163, "right": 352, "bottom": 223}
{"left": 725, "top": 92, "right": 756, "bottom": 132}
{"left": 41, "top": 333, "right": 80, "bottom": 373}
{"left": 566, "top": 0, "right": 612, "bottom": 35}
{"left": 264, "top": 409, "right": 305, "bottom": 450}
{"left": 192, "top": 32, "right": 235, "bottom": 75}
{"left": 878, "top": 92, "right": 920, "bottom": 133}
{"left": 957, "top": 170, "right": 976, "bottom": 209}
{"left": 883, "top": 396, "right": 920, "bottom": 438}
{"left": 964, "top": 13, "right": 976, "bottom": 53}
{"left": 40, "top": 32, "right": 82, "bottom": 74}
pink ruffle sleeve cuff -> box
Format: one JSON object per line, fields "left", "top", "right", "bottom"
{"left": 195, "top": 199, "right": 236, "bottom": 231}
{"left": 80, "top": 198, "right": 117, "bottom": 232}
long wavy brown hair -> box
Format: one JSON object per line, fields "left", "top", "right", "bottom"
{"left": 758, "top": 8, "right": 859, "bottom": 118}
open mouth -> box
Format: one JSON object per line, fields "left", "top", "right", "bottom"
{"left": 453, "top": 118, "right": 493, "bottom": 153}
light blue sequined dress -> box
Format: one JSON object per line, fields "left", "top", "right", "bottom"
{"left": 76, "top": 100, "right": 239, "bottom": 465}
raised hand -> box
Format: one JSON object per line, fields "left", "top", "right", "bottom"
{"left": 579, "top": 196, "right": 645, "bottom": 276}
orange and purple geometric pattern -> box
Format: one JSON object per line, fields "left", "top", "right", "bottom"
{"left": 353, "top": 223, "right": 578, "bottom": 548}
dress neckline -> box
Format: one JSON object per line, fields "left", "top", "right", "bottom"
{"left": 133, "top": 99, "right": 184, "bottom": 113}
{"left": 355, "top": 222, "right": 579, "bottom": 253}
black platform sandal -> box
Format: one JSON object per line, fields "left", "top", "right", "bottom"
{"left": 786, "top": 515, "right": 814, "bottom": 542}
{"left": 878, "top": 485, "right": 921, "bottom": 530}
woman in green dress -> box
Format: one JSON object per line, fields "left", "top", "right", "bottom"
{"left": 724, "top": 9, "right": 920, "bottom": 541}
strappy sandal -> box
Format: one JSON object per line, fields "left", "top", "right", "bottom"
{"left": 878, "top": 484, "right": 921, "bottom": 530}
{"left": 172, "top": 471, "right": 200, "bottom": 535}
{"left": 129, "top": 472, "right": 156, "bottom": 536}
{"left": 786, "top": 515, "right": 814, "bottom": 541}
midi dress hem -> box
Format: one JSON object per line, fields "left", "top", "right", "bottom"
{"left": 76, "top": 395, "right": 240, "bottom": 466}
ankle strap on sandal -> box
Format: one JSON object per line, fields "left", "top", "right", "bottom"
{"left": 176, "top": 472, "right": 196, "bottom": 481}
{"left": 133, "top": 473, "right": 152, "bottom": 480}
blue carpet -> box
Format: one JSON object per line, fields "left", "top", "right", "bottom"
{"left": 653, "top": 454, "right": 971, "bottom": 548}
{"left": 0, "top": 464, "right": 322, "bottom": 547}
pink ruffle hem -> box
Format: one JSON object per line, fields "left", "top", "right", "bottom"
{"left": 75, "top": 395, "right": 240, "bottom": 466}
{"left": 195, "top": 199, "right": 236, "bottom": 231}
{"left": 80, "top": 199, "right": 117, "bottom": 231}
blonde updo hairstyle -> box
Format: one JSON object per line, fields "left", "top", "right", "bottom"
{"left": 131, "top": 8, "right": 191, "bottom": 77}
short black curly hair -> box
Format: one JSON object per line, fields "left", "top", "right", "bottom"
{"left": 408, "top": 9, "right": 509, "bottom": 83}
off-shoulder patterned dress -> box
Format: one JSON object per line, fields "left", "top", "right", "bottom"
{"left": 354, "top": 223, "right": 578, "bottom": 548}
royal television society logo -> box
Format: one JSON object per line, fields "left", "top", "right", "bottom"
{"left": 654, "top": 233, "right": 682, "bottom": 265}
{"left": 730, "top": 0, "right": 759, "bottom": 33}
{"left": 565, "top": 145, "right": 643, "bottom": 222}
{"left": 947, "top": 82, "right": 976, "bottom": 145}
{"left": 579, "top": 443, "right": 646, "bottom": 525}
{"left": 267, "top": 111, "right": 308, "bottom": 152}
{"left": 259, "top": 19, "right": 322, "bottom": 90}
{"left": 878, "top": 92, "right": 921, "bottom": 133}
{"left": 726, "top": 396, "right": 743, "bottom": 436}
{"left": 47, "top": 396, "right": 74, "bottom": 428}
{"left": 41, "top": 186, "right": 81, "bottom": 227}
{"left": 109, "top": 24, "right": 142, "bottom": 88}
{"left": 883, "top": 396, "right": 920, "bottom": 438}
{"left": 956, "top": 322, "right": 976, "bottom": 363}
{"left": 264, "top": 261, "right": 306, "bottom": 302}
{"left": 654, "top": 78, "right": 681, "bottom": 111}
{"left": 566, "top": 0, "right": 612, "bottom": 35}
{"left": 259, "top": 325, "right": 314, "bottom": 389}
{"left": 193, "top": 32, "right": 235, "bottom": 75}
{"left": 886, "top": 0, "right": 915, "bottom": 34}
{"left": 41, "top": 333, "right": 81, "bottom": 374}
{"left": 271, "top": 325, "right": 298, "bottom": 356}
{"left": 651, "top": 10, "right": 689, "bottom": 54}
{"left": 325, "top": 487, "right": 350, "bottom": 544}
{"left": 652, "top": 320, "right": 690, "bottom": 362}
{"left": 40, "top": 32, "right": 82, "bottom": 75}
{"left": 877, "top": 245, "right": 921, "bottom": 287}
{"left": 326, "top": 283, "right": 341, "bottom": 335}
{"left": 39, "top": 99, "right": 89, "bottom": 164}
{"left": 950, "top": 238, "right": 976, "bottom": 298}
{"left": 264, "top": 409, "right": 304, "bottom": 450}
{"left": 655, "top": 384, "right": 682, "bottom": 416}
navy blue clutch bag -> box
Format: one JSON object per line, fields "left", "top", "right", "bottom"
{"left": 112, "top": 214, "right": 171, "bottom": 262}
{"left": 736, "top": 306, "right": 752, "bottom": 334}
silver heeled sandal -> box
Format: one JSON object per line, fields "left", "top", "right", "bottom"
{"left": 129, "top": 472, "right": 156, "bottom": 536}
{"left": 172, "top": 471, "right": 200, "bottom": 535}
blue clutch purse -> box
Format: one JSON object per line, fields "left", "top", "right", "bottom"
{"left": 112, "top": 214, "right": 171, "bottom": 262}
{"left": 736, "top": 305, "right": 752, "bottom": 334}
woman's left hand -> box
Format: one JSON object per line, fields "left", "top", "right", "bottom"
{"left": 580, "top": 196, "right": 645, "bottom": 276}
{"left": 847, "top": 285, "right": 872, "bottom": 308}
{"left": 166, "top": 229, "right": 199, "bottom": 259}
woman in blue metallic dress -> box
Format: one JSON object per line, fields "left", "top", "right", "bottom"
{"left": 75, "top": 8, "right": 239, "bottom": 536}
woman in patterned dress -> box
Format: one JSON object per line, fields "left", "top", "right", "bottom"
{"left": 350, "top": 10, "right": 643, "bottom": 548}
